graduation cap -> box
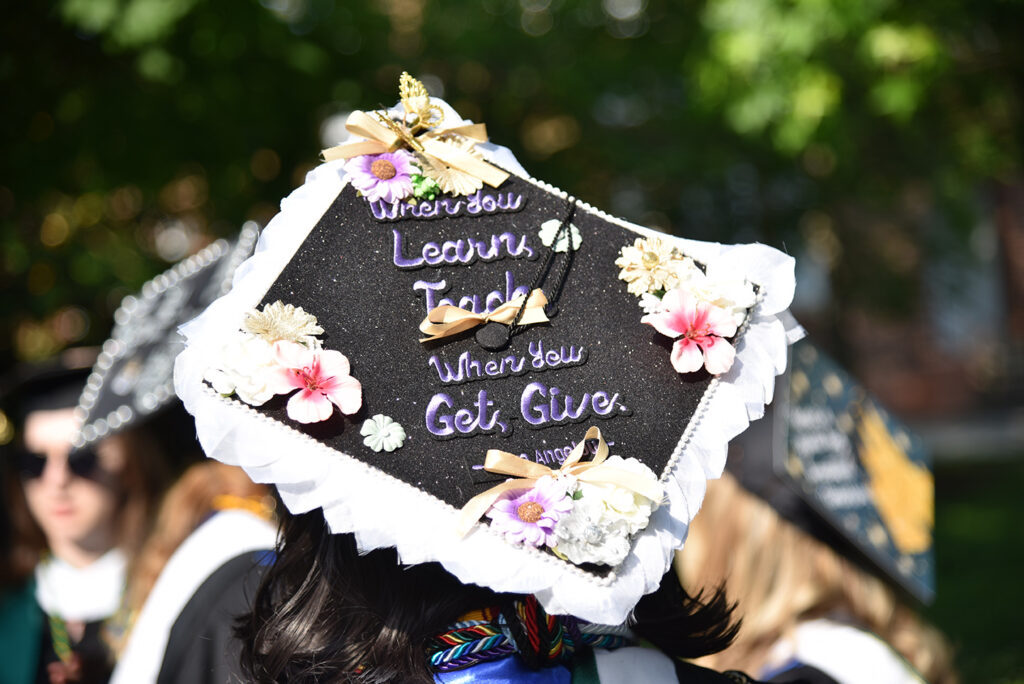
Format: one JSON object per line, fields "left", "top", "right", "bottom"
{"left": 72, "top": 223, "right": 260, "bottom": 448}
{"left": 174, "top": 74, "right": 798, "bottom": 623}
{"left": 0, "top": 349, "right": 98, "bottom": 456}
{"left": 728, "top": 337, "right": 935, "bottom": 603}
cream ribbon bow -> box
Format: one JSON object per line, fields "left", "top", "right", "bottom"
{"left": 419, "top": 288, "right": 549, "bottom": 343}
{"left": 320, "top": 108, "right": 509, "bottom": 189}
{"left": 456, "top": 426, "right": 664, "bottom": 537}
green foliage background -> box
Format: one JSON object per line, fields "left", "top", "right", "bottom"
{"left": 4, "top": 0, "right": 1020, "bottom": 365}
{"left": 2, "top": 1, "right": 1022, "bottom": 677}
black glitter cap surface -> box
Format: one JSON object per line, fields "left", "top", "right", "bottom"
{"left": 241, "top": 174, "right": 735, "bottom": 515}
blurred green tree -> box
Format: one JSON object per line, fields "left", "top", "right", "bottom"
{"left": 1, "top": 0, "right": 1020, "bottom": 368}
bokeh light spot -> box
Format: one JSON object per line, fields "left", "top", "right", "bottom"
{"left": 603, "top": 0, "right": 645, "bottom": 21}
{"left": 251, "top": 148, "right": 282, "bottom": 182}
{"left": 520, "top": 9, "right": 553, "bottom": 36}
{"left": 73, "top": 193, "right": 105, "bottom": 227}
{"left": 160, "top": 174, "right": 208, "bottom": 212}
{"left": 52, "top": 306, "right": 90, "bottom": 343}
{"left": 154, "top": 219, "right": 194, "bottom": 262}
{"left": 40, "top": 213, "right": 71, "bottom": 247}
{"left": 521, "top": 115, "right": 580, "bottom": 158}
{"left": 15, "top": 321, "right": 60, "bottom": 361}
{"left": 109, "top": 185, "right": 144, "bottom": 221}
{"left": 0, "top": 410, "right": 14, "bottom": 446}
{"left": 800, "top": 210, "right": 842, "bottom": 268}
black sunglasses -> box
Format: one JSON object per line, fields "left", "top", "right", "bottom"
{"left": 17, "top": 448, "right": 101, "bottom": 481}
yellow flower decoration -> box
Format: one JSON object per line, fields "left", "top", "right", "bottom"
{"left": 614, "top": 236, "right": 687, "bottom": 296}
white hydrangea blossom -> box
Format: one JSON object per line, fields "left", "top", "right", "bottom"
{"left": 553, "top": 496, "right": 632, "bottom": 566}
{"left": 552, "top": 456, "right": 659, "bottom": 566}
{"left": 204, "top": 332, "right": 283, "bottom": 406}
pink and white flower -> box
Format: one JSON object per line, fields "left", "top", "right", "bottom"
{"left": 641, "top": 288, "right": 738, "bottom": 375}
{"left": 345, "top": 150, "right": 417, "bottom": 203}
{"left": 269, "top": 341, "right": 362, "bottom": 423}
{"left": 486, "top": 476, "right": 572, "bottom": 547}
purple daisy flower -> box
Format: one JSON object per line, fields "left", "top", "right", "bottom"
{"left": 486, "top": 476, "right": 572, "bottom": 547}
{"left": 345, "top": 149, "right": 417, "bottom": 203}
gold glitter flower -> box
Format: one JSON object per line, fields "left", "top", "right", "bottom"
{"left": 614, "top": 236, "right": 687, "bottom": 296}
{"left": 421, "top": 135, "right": 485, "bottom": 196}
{"left": 399, "top": 71, "right": 443, "bottom": 131}
{"left": 243, "top": 301, "right": 324, "bottom": 346}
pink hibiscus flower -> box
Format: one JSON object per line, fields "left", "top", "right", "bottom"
{"left": 641, "top": 288, "right": 738, "bottom": 375}
{"left": 269, "top": 342, "right": 362, "bottom": 424}
{"left": 345, "top": 150, "right": 416, "bottom": 203}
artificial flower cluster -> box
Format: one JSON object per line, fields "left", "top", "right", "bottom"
{"left": 486, "top": 456, "right": 660, "bottom": 567}
{"left": 205, "top": 301, "right": 362, "bottom": 424}
{"left": 615, "top": 236, "right": 756, "bottom": 376}
{"left": 337, "top": 73, "right": 500, "bottom": 202}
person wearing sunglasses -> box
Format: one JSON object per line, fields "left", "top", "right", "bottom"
{"left": 1, "top": 356, "right": 169, "bottom": 684}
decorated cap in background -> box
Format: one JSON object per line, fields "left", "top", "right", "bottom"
{"left": 728, "top": 337, "right": 935, "bottom": 603}
{"left": 0, "top": 347, "right": 98, "bottom": 453}
{"left": 72, "top": 223, "right": 260, "bottom": 449}
{"left": 174, "top": 74, "right": 800, "bottom": 624}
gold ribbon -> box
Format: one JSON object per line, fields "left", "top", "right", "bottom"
{"left": 419, "top": 288, "right": 549, "bottom": 343}
{"left": 321, "top": 110, "right": 510, "bottom": 189}
{"left": 456, "top": 426, "right": 664, "bottom": 537}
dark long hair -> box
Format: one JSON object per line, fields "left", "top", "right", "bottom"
{"left": 238, "top": 508, "right": 739, "bottom": 683}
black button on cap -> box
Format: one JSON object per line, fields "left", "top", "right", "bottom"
{"left": 475, "top": 322, "right": 511, "bottom": 351}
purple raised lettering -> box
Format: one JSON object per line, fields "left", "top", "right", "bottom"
{"left": 413, "top": 279, "right": 448, "bottom": 311}
{"left": 590, "top": 391, "right": 620, "bottom": 416}
{"left": 392, "top": 229, "right": 423, "bottom": 268}
{"left": 422, "top": 242, "right": 442, "bottom": 266}
{"left": 370, "top": 200, "right": 399, "bottom": 220}
{"left": 521, "top": 382, "right": 550, "bottom": 426}
{"left": 425, "top": 393, "right": 455, "bottom": 437}
{"left": 466, "top": 191, "right": 483, "bottom": 215}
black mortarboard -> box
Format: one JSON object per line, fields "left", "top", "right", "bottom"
{"left": 173, "top": 76, "right": 800, "bottom": 623}
{"left": 72, "top": 223, "right": 259, "bottom": 448}
{"left": 728, "top": 338, "right": 935, "bottom": 603}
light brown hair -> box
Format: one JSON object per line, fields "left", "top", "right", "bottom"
{"left": 677, "top": 472, "right": 957, "bottom": 683}
{"left": 124, "top": 460, "right": 273, "bottom": 617}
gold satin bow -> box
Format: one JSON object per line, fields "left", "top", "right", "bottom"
{"left": 419, "top": 288, "right": 549, "bottom": 343}
{"left": 456, "top": 426, "right": 664, "bottom": 537}
{"left": 320, "top": 73, "right": 510, "bottom": 193}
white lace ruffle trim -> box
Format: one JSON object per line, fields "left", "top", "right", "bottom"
{"left": 173, "top": 101, "right": 801, "bottom": 625}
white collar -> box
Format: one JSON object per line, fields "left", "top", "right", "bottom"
{"left": 765, "top": 618, "right": 925, "bottom": 684}
{"left": 35, "top": 548, "right": 127, "bottom": 622}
